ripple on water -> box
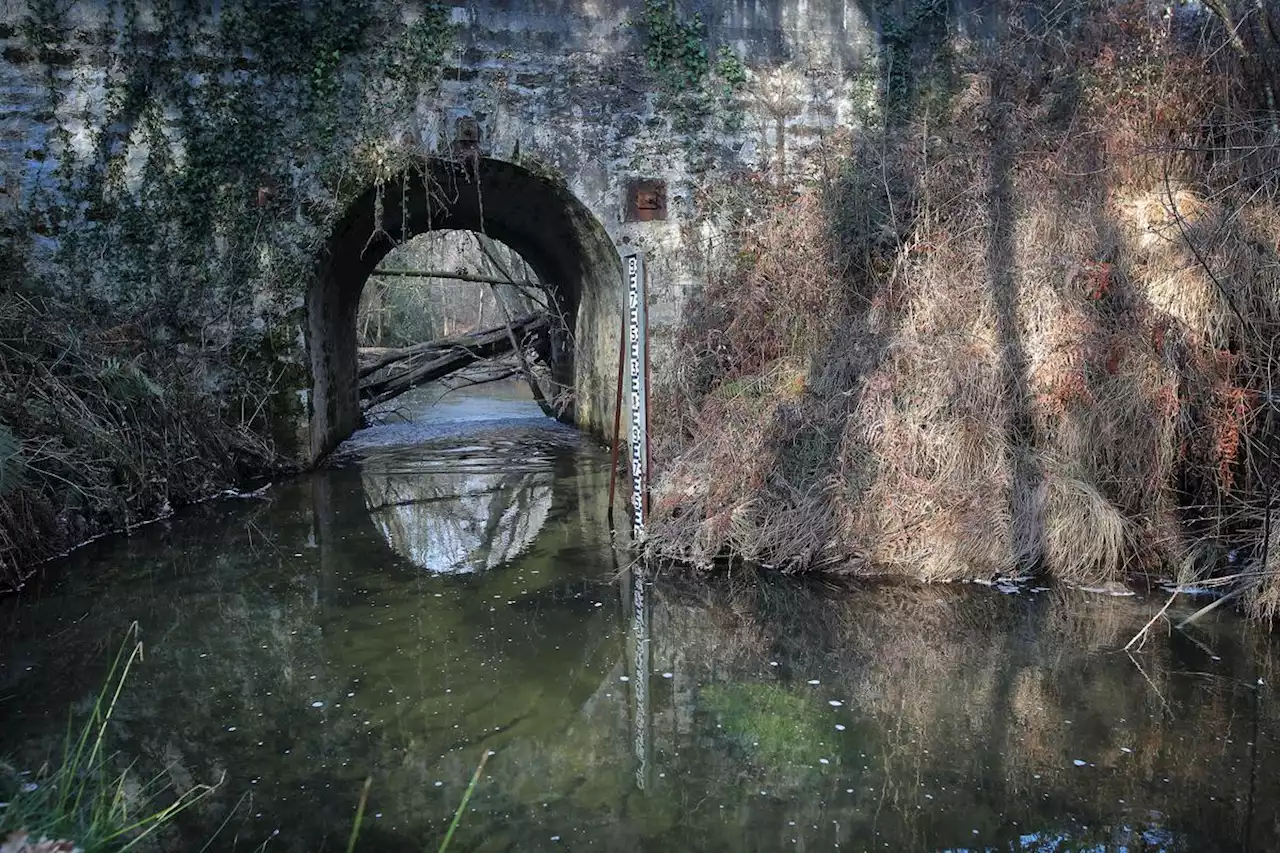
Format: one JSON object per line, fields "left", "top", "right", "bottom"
{"left": 336, "top": 388, "right": 579, "bottom": 462}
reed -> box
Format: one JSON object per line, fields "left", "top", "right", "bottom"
{"left": 436, "top": 749, "right": 492, "bottom": 853}
{"left": 0, "top": 624, "right": 218, "bottom": 852}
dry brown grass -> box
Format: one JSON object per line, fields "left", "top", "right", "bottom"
{"left": 651, "top": 190, "right": 851, "bottom": 569}
{"left": 650, "top": 0, "right": 1280, "bottom": 611}
{"left": 0, "top": 292, "right": 281, "bottom": 591}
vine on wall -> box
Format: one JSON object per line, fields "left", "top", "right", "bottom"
{"left": 28, "top": 0, "right": 457, "bottom": 335}
{"left": 0, "top": 0, "right": 460, "bottom": 576}
{"left": 637, "top": 0, "right": 747, "bottom": 135}
{"left": 876, "top": 0, "right": 955, "bottom": 125}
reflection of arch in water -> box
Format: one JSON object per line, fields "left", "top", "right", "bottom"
{"left": 361, "top": 464, "right": 553, "bottom": 573}
{"left": 313, "top": 426, "right": 611, "bottom": 580}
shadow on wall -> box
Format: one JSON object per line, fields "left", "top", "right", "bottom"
{"left": 647, "top": 0, "right": 1280, "bottom": 607}
{"left": 308, "top": 157, "right": 622, "bottom": 462}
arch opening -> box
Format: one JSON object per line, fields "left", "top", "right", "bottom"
{"left": 308, "top": 157, "right": 623, "bottom": 462}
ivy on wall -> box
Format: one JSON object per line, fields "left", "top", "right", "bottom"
{"left": 13, "top": 0, "right": 458, "bottom": 455}
{"left": 876, "top": 0, "right": 955, "bottom": 125}
{"left": 639, "top": 0, "right": 710, "bottom": 93}
{"left": 637, "top": 0, "right": 747, "bottom": 136}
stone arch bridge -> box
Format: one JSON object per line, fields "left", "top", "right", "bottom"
{"left": 0, "top": 0, "right": 986, "bottom": 463}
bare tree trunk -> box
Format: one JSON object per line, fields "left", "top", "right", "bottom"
{"left": 374, "top": 279, "right": 386, "bottom": 345}
{"left": 471, "top": 233, "right": 560, "bottom": 418}
{"left": 360, "top": 313, "right": 551, "bottom": 407}
{"left": 1202, "top": 0, "right": 1280, "bottom": 133}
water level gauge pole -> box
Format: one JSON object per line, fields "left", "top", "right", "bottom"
{"left": 625, "top": 251, "right": 650, "bottom": 544}
{"left": 607, "top": 310, "right": 627, "bottom": 524}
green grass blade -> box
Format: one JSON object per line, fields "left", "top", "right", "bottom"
{"left": 344, "top": 777, "right": 373, "bottom": 853}
{"left": 64, "top": 622, "right": 142, "bottom": 821}
{"left": 114, "top": 778, "right": 220, "bottom": 851}
{"left": 435, "top": 750, "right": 492, "bottom": 853}
{"left": 2, "top": 622, "right": 220, "bottom": 852}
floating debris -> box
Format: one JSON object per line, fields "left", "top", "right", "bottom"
{"left": 219, "top": 483, "right": 272, "bottom": 500}
{"left": 1075, "top": 584, "right": 1136, "bottom": 597}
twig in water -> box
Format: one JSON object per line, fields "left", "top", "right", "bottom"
{"left": 1126, "top": 651, "right": 1172, "bottom": 717}
{"left": 1124, "top": 590, "right": 1178, "bottom": 652}
{"left": 1176, "top": 584, "right": 1250, "bottom": 629}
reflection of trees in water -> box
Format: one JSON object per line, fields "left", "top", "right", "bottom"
{"left": 362, "top": 466, "right": 552, "bottom": 572}
{"left": 641, "top": 576, "right": 1280, "bottom": 851}
{"left": 9, "top": 472, "right": 1280, "bottom": 853}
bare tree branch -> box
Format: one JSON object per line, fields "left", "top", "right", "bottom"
{"left": 470, "top": 233, "right": 561, "bottom": 418}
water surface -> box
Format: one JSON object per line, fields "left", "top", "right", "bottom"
{"left": 2, "top": 387, "right": 1279, "bottom": 851}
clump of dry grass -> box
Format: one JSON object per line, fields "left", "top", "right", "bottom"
{"left": 651, "top": 190, "right": 851, "bottom": 568}
{"left": 650, "top": 0, "right": 1280, "bottom": 610}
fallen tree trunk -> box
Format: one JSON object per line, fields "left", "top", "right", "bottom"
{"left": 358, "top": 315, "right": 554, "bottom": 379}
{"left": 371, "top": 268, "right": 541, "bottom": 289}
{"left": 359, "top": 312, "right": 550, "bottom": 407}
{"left": 359, "top": 340, "right": 464, "bottom": 379}
{"left": 358, "top": 316, "right": 547, "bottom": 378}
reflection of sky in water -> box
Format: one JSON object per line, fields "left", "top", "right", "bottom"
{"left": 947, "top": 825, "right": 1180, "bottom": 852}
{"left": 349, "top": 387, "right": 568, "bottom": 573}
{"left": 1022, "top": 827, "right": 1173, "bottom": 851}
{"left": 365, "top": 469, "right": 552, "bottom": 573}
{"left": 341, "top": 385, "right": 575, "bottom": 452}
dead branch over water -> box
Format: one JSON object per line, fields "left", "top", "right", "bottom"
{"left": 358, "top": 312, "right": 550, "bottom": 408}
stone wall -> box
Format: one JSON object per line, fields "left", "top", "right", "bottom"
{"left": 0, "top": 0, "right": 886, "bottom": 462}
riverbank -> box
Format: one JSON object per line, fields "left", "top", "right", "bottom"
{"left": 647, "top": 0, "right": 1280, "bottom": 616}
{"left": 0, "top": 291, "right": 289, "bottom": 593}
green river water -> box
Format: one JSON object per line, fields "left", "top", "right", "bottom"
{"left": 2, "top": 387, "right": 1280, "bottom": 851}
